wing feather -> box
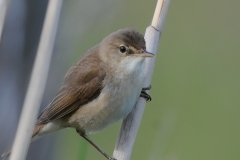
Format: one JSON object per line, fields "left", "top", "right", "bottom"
{"left": 36, "top": 48, "right": 105, "bottom": 125}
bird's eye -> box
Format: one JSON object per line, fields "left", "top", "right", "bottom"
{"left": 119, "top": 46, "right": 127, "bottom": 53}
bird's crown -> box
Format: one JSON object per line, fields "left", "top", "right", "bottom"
{"left": 103, "top": 28, "right": 146, "bottom": 51}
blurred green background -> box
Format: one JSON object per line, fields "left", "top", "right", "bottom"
{"left": 1, "top": 0, "right": 240, "bottom": 160}
{"left": 52, "top": 0, "right": 240, "bottom": 160}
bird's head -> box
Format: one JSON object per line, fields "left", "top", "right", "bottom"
{"left": 99, "top": 28, "right": 154, "bottom": 64}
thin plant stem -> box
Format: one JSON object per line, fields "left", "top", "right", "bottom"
{"left": 9, "top": 1, "right": 63, "bottom": 160}
{"left": 113, "top": 0, "right": 171, "bottom": 160}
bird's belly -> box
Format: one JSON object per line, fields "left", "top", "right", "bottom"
{"left": 68, "top": 73, "right": 144, "bottom": 134}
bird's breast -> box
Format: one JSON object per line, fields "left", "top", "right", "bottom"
{"left": 69, "top": 58, "right": 146, "bottom": 133}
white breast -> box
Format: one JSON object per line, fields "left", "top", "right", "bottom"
{"left": 70, "top": 57, "right": 146, "bottom": 134}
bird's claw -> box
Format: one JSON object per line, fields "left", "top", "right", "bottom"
{"left": 140, "top": 85, "right": 152, "bottom": 102}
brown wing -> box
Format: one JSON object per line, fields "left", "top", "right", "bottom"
{"left": 36, "top": 71, "right": 105, "bottom": 125}
{"left": 36, "top": 48, "right": 105, "bottom": 125}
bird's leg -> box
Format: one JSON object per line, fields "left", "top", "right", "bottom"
{"left": 76, "top": 130, "right": 117, "bottom": 160}
{"left": 140, "top": 85, "right": 152, "bottom": 102}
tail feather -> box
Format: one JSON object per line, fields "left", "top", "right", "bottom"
{"left": 32, "top": 124, "right": 44, "bottom": 138}
{"left": 1, "top": 124, "right": 44, "bottom": 159}
{"left": 1, "top": 148, "right": 11, "bottom": 160}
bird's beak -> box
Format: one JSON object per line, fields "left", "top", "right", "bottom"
{"left": 140, "top": 50, "right": 155, "bottom": 57}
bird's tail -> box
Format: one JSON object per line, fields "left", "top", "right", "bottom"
{"left": 1, "top": 124, "right": 44, "bottom": 159}
{"left": 1, "top": 148, "right": 11, "bottom": 160}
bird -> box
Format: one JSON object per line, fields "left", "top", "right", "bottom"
{"left": 2, "top": 28, "right": 154, "bottom": 160}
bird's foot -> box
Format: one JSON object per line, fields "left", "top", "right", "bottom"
{"left": 140, "top": 85, "right": 152, "bottom": 102}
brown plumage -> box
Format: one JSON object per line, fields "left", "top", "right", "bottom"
{"left": 36, "top": 46, "right": 106, "bottom": 125}
{"left": 2, "top": 28, "right": 153, "bottom": 160}
{"left": 104, "top": 29, "right": 146, "bottom": 51}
